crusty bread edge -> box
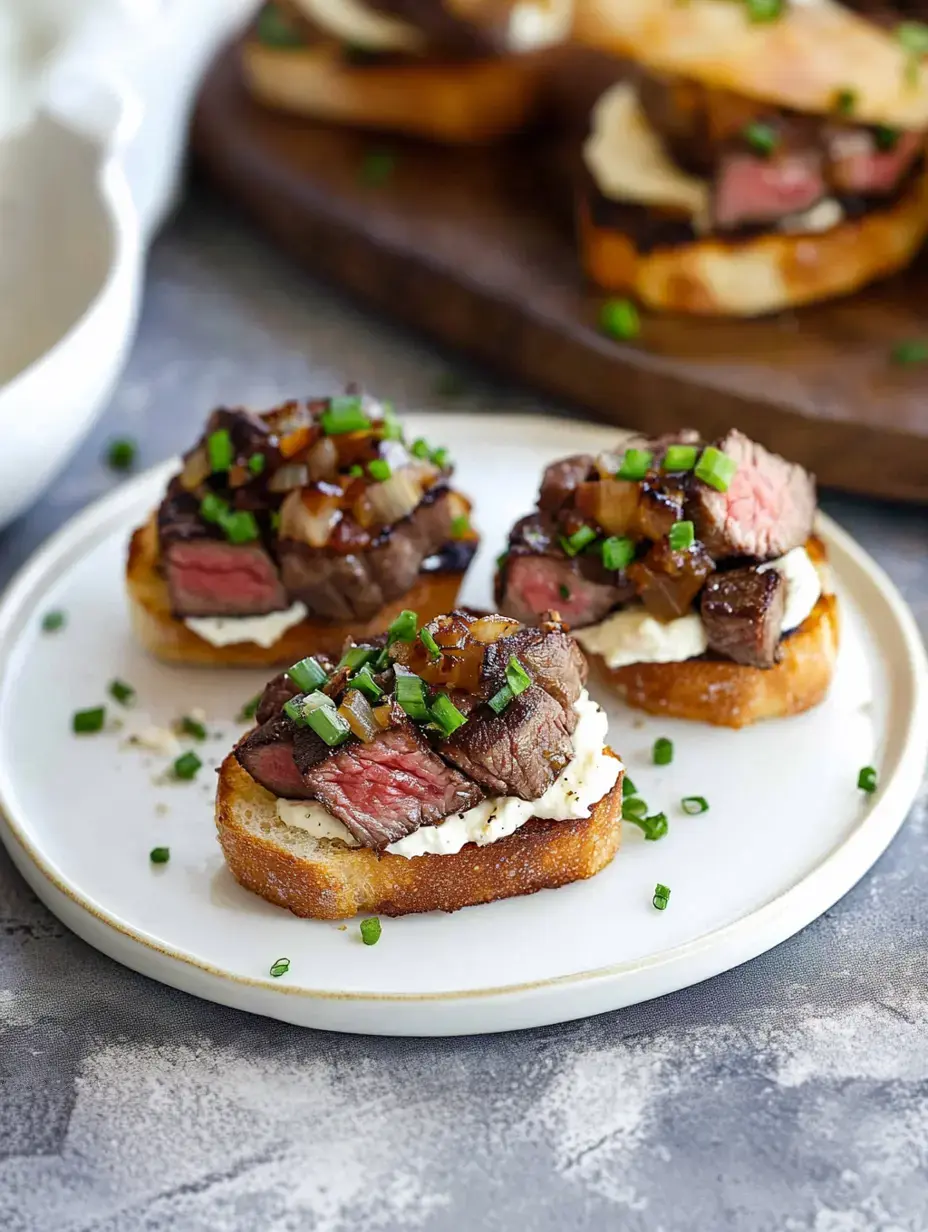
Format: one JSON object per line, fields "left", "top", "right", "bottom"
{"left": 126, "top": 516, "right": 470, "bottom": 667}
{"left": 215, "top": 750, "right": 623, "bottom": 919}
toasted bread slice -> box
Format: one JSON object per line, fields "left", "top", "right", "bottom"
{"left": 577, "top": 166, "right": 928, "bottom": 315}
{"left": 215, "top": 750, "right": 623, "bottom": 918}
{"left": 241, "top": 37, "right": 546, "bottom": 143}
{"left": 126, "top": 516, "right": 469, "bottom": 668}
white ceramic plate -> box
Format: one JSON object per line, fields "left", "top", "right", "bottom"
{"left": 0, "top": 414, "right": 925, "bottom": 1036}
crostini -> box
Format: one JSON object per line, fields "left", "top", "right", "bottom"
{"left": 127, "top": 394, "right": 478, "bottom": 666}
{"left": 216, "top": 609, "right": 623, "bottom": 918}
{"left": 495, "top": 429, "right": 839, "bottom": 728}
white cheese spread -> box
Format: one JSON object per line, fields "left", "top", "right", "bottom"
{"left": 778, "top": 197, "right": 845, "bottom": 235}
{"left": 292, "top": 0, "right": 424, "bottom": 52}
{"left": 759, "top": 545, "right": 823, "bottom": 632}
{"left": 185, "top": 601, "right": 308, "bottom": 649}
{"left": 574, "top": 609, "right": 708, "bottom": 670}
{"left": 276, "top": 689, "right": 621, "bottom": 860}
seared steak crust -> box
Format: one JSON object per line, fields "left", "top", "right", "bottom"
{"left": 701, "top": 567, "right": 787, "bottom": 669}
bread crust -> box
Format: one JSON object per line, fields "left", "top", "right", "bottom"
{"left": 126, "top": 516, "right": 469, "bottom": 667}
{"left": 578, "top": 168, "right": 928, "bottom": 315}
{"left": 241, "top": 37, "right": 546, "bottom": 143}
{"left": 215, "top": 750, "right": 623, "bottom": 919}
{"left": 573, "top": 0, "right": 928, "bottom": 127}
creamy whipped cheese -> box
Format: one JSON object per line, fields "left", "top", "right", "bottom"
{"left": 507, "top": 0, "right": 574, "bottom": 51}
{"left": 778, "top": 198, "right": 845, "bottom": 235}
{"left": 759, "top": 545, "right": 823, "bottom": 632}
{"left": 293, "top": 0, "right": 424, "bottom": 52}
{"left": 185, "top": 602, "right": 308, "bottom": 649}
{"left": 277, "top": 690, "right": 621, "bottom": 860}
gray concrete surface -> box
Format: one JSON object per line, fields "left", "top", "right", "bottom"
{"left": 0, "top": 193, "right": 926, "bottom": 1232}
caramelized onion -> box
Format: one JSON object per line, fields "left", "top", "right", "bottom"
{"left": 372, "top": 703, "right": 393, "bottom": 729}
{"left": 470, "top": 615, "right": 520, "bottom": 644}
{"left": 306, "top": 435, "right": 338, "bottom": 481}
{"left": 594, "top": 451, "right": 622, "bottom": 479}
{"left": 179, "top": 446, "right": 210, "bottom": 491}
{"left": 391, "top": 612, "right": 518, "bottom": 693}
{"left": 354, "top": 467, "right": 424, "bottom": 530}
{"left": 338, "top": 690, "right": 379, "bottom": 743}
{"left": 279, "top": 488, "right": 341, "bottom": 546}
{"left": 268, "top": 463, "right": 310, "bottom": 493}
{"left": 575, "top": 478, "right": 639, "bottom": 536}
{"left": 278, "top": 425, "right": 312, "bottom": 459}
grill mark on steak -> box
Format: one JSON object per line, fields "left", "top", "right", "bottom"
{"left": 700, "top": 567, "right": 786, "bottom": 669}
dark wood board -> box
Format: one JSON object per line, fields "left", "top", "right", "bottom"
{"left": 192, "top": 47, "right": 928, "bottom": 502}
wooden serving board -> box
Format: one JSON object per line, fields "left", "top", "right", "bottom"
{"left": 192, "top": 47, "right": 928, "bottom": 502}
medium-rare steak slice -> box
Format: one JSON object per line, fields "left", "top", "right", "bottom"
{"left": 700, "top": 567, "right": 787, "bottom": 669}
{"left": 483, "top": 627, "right": 587, "bottom": 715}
{"left": 235, "top": 713, "right": 315, "bottom": 800}
{"left": 688, "top": 429, "right": 815, "bottom": 561}
{"left": 442, "top": 685, "right": 575, "bottom": 802}
{"left": 302, "top": 719, "right": 485, "bottom": 849}
{"left": 165, "top": 539, "right": 289, "bottom": 618}
{"left": 499, "top": 554, "right": 627, "bottom": 628}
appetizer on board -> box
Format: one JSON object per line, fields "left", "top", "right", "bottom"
{"left": 573, "top": 0, "right": 928, "bottom": 314}
{"left": 243, "top": 0, "right": 573, "bottom": 143}
{"left": 495, "top": 430, "right": 839, "bottom": 727}
{"left": 127, "top": 395, "right": 478, "bottom": 666}
{"left": 216, "top": 609, "right": 623, "bottom": 918}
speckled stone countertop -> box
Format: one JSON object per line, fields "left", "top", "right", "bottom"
{"left": 1, "top": 195, "right": 926, "bottom": 1232}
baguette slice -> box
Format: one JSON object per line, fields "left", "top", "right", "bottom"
{"left": 127, "top": 516, "right": 470, "bottom": 668}
{"left": 215, "top": 750, "right": 623, "bottom": 919}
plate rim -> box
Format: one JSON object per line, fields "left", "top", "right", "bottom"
{"left": 1, "top": 414, "right": 925, "bottom": 1019}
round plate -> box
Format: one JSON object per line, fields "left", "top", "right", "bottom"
{"left": 0, "top": 414, "right": 925, "bottom": 1036}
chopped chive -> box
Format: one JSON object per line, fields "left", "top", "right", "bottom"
{"left": 73, "top": 706, "right": 105, "bottom": 734}
{"left": 172, "top": 751, "right": 202, "bottom": 780}
{"left": 150, "top": 846, "right": 170, "bottom": 865}
{"left": 601, "top": 536, "right": 635, "bottom": 572}
{"left": 108, "top": 679, "right": 135, "bottom": 706}
{"left": 897, "top": 20, "right": 928, "bottom": 57}
{"left": 270, "top": 510, "right": 281, "bottom": 532}
{"left": 431, "top": 446, "right": 450, "bottom": 469}
{"left": 625, "top": 810, "right": 668, "bottom": 840}
{"left": 599, "top": 298, "right": 640, "bottom": 341}
{"left": 410, "top": 437, "right": 431, "bottom": 460}
{"left": 207, "top": 428, "right": 234, "bottom": 472}
{"left": 387, "top": 609, "right": 417, "bottom": 644}
{"left": 694, "top": 446, "right": 738, "bottom": 492}
{"left": 890, "top": 338, "right": 928, "bottom": 365}
{"left": 380, "top": 402, "right": 403, "bottom": 441}
{"left": 360, "top": 917, "right": 382, "bottom": 945}
{"left": 219, "top": 509, "right": 260, "bottom": 544}
{"left": 668, "top": 520, "right": 695, "bottom": 552}
{"left": 874, "top": 124, "right": 900, "bottom": 152}
{"left": 283, "top": 696, "right": 307, "bottom": 725}
{"left": 622, "top": 797, "right": 648, "bottom": 821}
{"left": 745, "top": 0, "right": 783, "bottom": 20}
{"left": 238, "top": 694, "right": 260, "bottom": 721}
{"left": 396, "top": 672, "right": 430, "bottom": 722}
{"left": 834, "top": 87, "right": 857, "bottom": 116}
{"left": 742, "top": 121, "right": 779, "bottom": 156}
{"left": 256, "top": 3, "right": 304, "bottom": 46}
{"left": 352, "top": 664, "right": 383, "bottom": 701}
{"left": 305, "top": 703, "right": 351, "bottom": 746}
{"left": 347, "top": 464, "right": 364, "bottom": 478}
{"left": 652, "top": 882, "right": 671, "bottom": 911}
{"left": 360, "top": 150, "right": 395, "bottom": 186}
{"left": 617, "top": 448, "right": 653, "bottom": 481}
{"left": 450, "top": 514, "right": 470, "bottom": 538}
{"left": 200, "top": 492, "right": 228, "bottom": 524}
{"left": 622, "top": 776, "right": 638, "bottom": 797}
{"left": 106, "top": 438, "right": 136, "bottom": 470}
{"left": 430, "top": 693, "right": 467, "bottom": 737}
{"left": 662, "top": 444, "right": 698, "bottom": 472}
{"left": 340, "top": 646, "right": 376, "bottom": 671}
{"left": 179, "top": 715, "right": 207, "bottom": 741}
{"left": 681, "top": 796, "right": 709, "bottom": 815}
{"left": 560, "top": 525, "right": 598, "bottom": 557}
{"left": 505, "top": 655, "right": 532, "bottom": 698}
{"left": 41, "top": 610, "right": 66, "bottom": 633}
{"left": 287, "top": 656, "right": 329, "bottom": 692}
{"left": 858, "top": 765, "right": 878, "bottom": 794}
{"left": 248, "top": 452, "right": 266, "bottom": 475}
{"left": 653, "top": 737, "right": 673, "bottom": 766}
{"left": 320, "top": 396, "right": 370, "bottom": 436}
{"left": 488, "top": 684, "right": 514, "bottom": 714}
{"left": 367, "top": 458, "right": 392, "bottom": 482}
{"left": 559, "top": 583, "right": 571, "bottom": 600}
{"left": 269, "top": 957, "right": 291, "bottom": 978}
{"left": 420, "top": 627, "right": 441, "bottom": 659}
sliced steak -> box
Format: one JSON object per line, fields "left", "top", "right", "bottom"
{"left": 539, "top": 454, "right": 595, "bottom": 514}
{"left": 701, "top": 567, "right": 786, "bottom": 669}
{"left": 302, "top": 719, "right": 484, "bottom": 849}
{"left": 688, "top": 429, "right": 816, "bottom": 561}
{"left": 714, "top": 148, "right": 826, "bottom": 230}
{"left": 499, "top": 553, "right": 628, "bottom": 629}
{"left": 235, "top": 713, "right": 314, "bottom": 800}
{"left": 442, "top": 686, "right": 575, "bottom": 802}
{"left": 255, "top": 672, "right": 302, "bottom": 726}
{"left": 628, "top": 539, "right": 715, "bottom": 621}
{"left": 483, "top": 627, "right": 587, "bottom": 714}
{"left": 827, "top": 128, "right": 922, "bottom": 196}
{"left": 165, "top": 538, "right": 288, "bottom": 618}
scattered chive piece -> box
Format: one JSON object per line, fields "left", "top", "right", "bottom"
{"left": 380, "top": 402, "right": 403, "bottom": 441}
{"left": 346, "top": 464, "right": 363, "bottom": 479}
{"left": 387, "top": 609, "right": 417, "bottom": 644}
{"left": 172, "top": 750, "right": 202, "bottom": 780}
{"left": 305, "top": 703, "right": 351, "bottom": 747}
{"left": 238, "top": 694, "right": 260, "bottom": 721}
{"left": 248, "top": 452, "right": 266, "bottom": 475}
{"left": 622, "top": 776, "right": 638, "bottom": 797}
{"left": 599, "top": 298, "right": 640, "bottom": 341}
{"left": 505, "top": 655, "right": 532, "bottom": 698}
{"left": 106, "top": 438, "right": 136, "bottom": 471}
{"left": 668, "top": 520, "right": 695, "bottom": 552}
{"left": 662, "top": 444, "right": 698, "bottom": 472}
{"left": 360, "top": 150, "right": 395, "bottom": 186}
{"left": 396, "top": 672, "right": 430, "bottom": 722}
{"left": 601, "top": 536, "right": 635, "bottom": 572}
{"left": 617, "top": 448, "right": 653, "bottom": 481}
{"left": 858, "top": 765, "right": 878, "bottom": 793}
{"left": 287, "top": 656, "right": 329, "bottom": 692}
{"left": 320, "top": 396, "right": 370, "bottom": 436}
{"left": 694, "top": 446, "right": 738, "bottom": 493}
{"left": 622, "top": 797, "right": 648, "bottom": 821}
{"left": 367, "top": 458, "right": 392, "bottom": 482}
{"left": 352, "top": 664, "right": 384, "bottom": 702}
{"left": 431, "top": 446, "right": 450, "bottom": 469}
{"left": 207, "top": 428, "right": 234, "bottom": 473}
{"left": 73, "top": 706, "right": 105, "bottom": 734}
{"left": 410, "top": 437, "right": 431, "bottom": 460}
{"left": 450, "top": 514, "right": 470, "bottom": 539}
{"left": 745, "top": 0, "right": 783, "bottom": 21}
{"left": 681, "top": 796, "right": 709, "bottom": 815}
{"left": 199, "top": 492, "right": 228, "bottom": 525}
{"left": 559, "top": 583, "right": 571, "bottom": 600}
{"left": 891, "top": 338, "right": 928, "bottom": 365}
{"left": 179, "top": 715, "right": 207, "bottom": 741}
{"left": 743, "top": 121, "right": 779, "bottom": 156}
{"left": 283, "top": 696, "right": 307, "bottom": 725}
{"left": 41, "top": 610, "right": 66, "bottom": 633}
{"left": 874, "top": 124, "right": 900, "bottom": 152}
{"left": 256, "top": 3, "right": 304, "bottom": 47}
{"left": 420, "top": 627, "right": 441, "bottom": 660}
{"left": 150, "top": 847, "right": 170, "bottom": 865}
{"left": 360, "top": 917, "right": 382, "bottom": 946}
{"left": 269, "top": 957, "right": 291, "bottom": 978}
{"left": 430, "top": 693, "right": 467, "bottom": 737}
{"left": 108, "top": 679, "right": 135, "bottom": 706}
{"left": 653, "top": 737, "right": 673, "bottom": 766}
{"left": 219, "top": 509, "right": 260, "bottom": 544}
{"left": 897, "top": 20, "right": 928, "bottom": 57}
{"left": 488, "top": 684, "right": 514, "bottom": 715}
{"left": 642, "top": 813, "right": 668, "bottom": 841}
{"left": 653, "top": 882, "right": 671, "bottom": 911}
{"left": 834, "top": 87, "right": 857, "bottom": 116}
{"left": 560, "top": 525, "right": 598, "bottom": 557}
{"left": 341, "top": 646, "right": 376, "bottom": 671}
{"left": 270, "top": 510, "right": 281, "bottom": 532}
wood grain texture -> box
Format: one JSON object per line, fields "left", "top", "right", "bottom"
{"left": 192, "top": 47, "right": 928, "bottom": 502}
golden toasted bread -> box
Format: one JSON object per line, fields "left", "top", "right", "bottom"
{"left": 126, "top": 516, "right": 469, "bottom": 668}
{"left": 215, "top": 750, "right": 623, "bottom": 919}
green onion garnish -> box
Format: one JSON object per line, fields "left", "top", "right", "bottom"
{"left": 745, "top": 0, "right": 783, "bottom": 21}
{"left": 559, "top": 583, "right": 571, "bottom": 600}
{"left": 248, "top": 452, "right": 266, "bottom": 475}
{"left": 173, "top": 751, "right": 202, "bottom": 780}
{"left": 874, "top": 124, "right": 900, "bottom": 152}
{"left": 341, "top": 646, "right": 376, "bottom": 671}
{"left": 834, "top": 87, "right": 857, "bottom": 116}
{"left": 207, "top": 428, "right": 234, "bottom": 472}
{"left": 269, "top": 957, "right": 291, "bottom": 978}
{"left": 681, "top": 796, "right": 709, "bottom": 815}
{"left": 622, "top": 797, "right": 648, "bottom": 821}
{"left": 743, "top": 121, "right": 779, "bottom": 156}
{"left": 431, "top": 446, "right": 450, "bottom": 469}
{"left": 601, "top": 536, "right": 635, "bottom": 572}
{"left": 505, "top": 655, "right": 532, "bottom": 698}
{"left": 419, "top": 627, "right": 441, "bottom": 659}
{"left": 387, "top": 609, "right": 417, "bottom": 644}
{"left": 858, "top": 765, "right": 878, "bottom": 793}
{"left": 360, "top": 917, "right": 382, "bottom": 945}
{"left": 488, "top": 684, "right": 514, "bottom": 714}
{"left": 891, "top": 338, "right": 928, "bottom": 365}
{"left": 360, "top": 150, "right": 395, "bottom": 186}
{"left": 305, "top": 702, "right": 351, "bottom": 747}
{"left": 410, "top": 438, "right": 431, "bottom": 460}
{"left": 695, "top": 446, "right": 738, "bottom": 492}
{"left": 200, "top": 492, "right": 228, "bottom": 524}
{"left": 150, "top": 847, "right": 170, "bottom": 865}
{"left": 560, "top": 525, "right": 598, "bottom": 557}
{"left": 348, "top": 463, "right": 364, "bottom": 478}
{"left": 653, "top": 737, "right": 673, "bottom": 766}
{"left": 108, "top": 679, "right": 135, "bottom": 706}
{"left": 219, "top": 509, "right": 260, "bottom": 544}
{"left": 897, "top": 20, "right": 928, "bottom": 57}
{"left": 642, "top": 813, "right": 668, "bottom": 841}
{"left": 430, "top": 693, "right": 467, "bottom": 737}
{"left": 617, "top": 448, "right": 652, "bottom": 481}
{"left": 396, "top": 672, "right": 430, "bottom": 722}
{"left": 622, "top": 776, "right": 638, "bottom": 797}
{"left": 352, "top": 664, "right": 384, "bottom": 701}
{"left": 367, "top": 458, "right": 392, "bottom": 482}
{"left": 652, "top": 883, "right": 671, "bottom": 911}
{"left": 662, "top": 444, "right": 698, "bottom": 472}
{"left": 381, "top": 402, "right": 402, "bottom": 440}
{"left": 283, "top": 696, "right": 307, "bottom": 725}
{"left": 668, "top": 521, "right": 695, "bottom": 552}
{"left": 106, "top": 438, "right": 136, "bottom": 471}
{"left": 179, "top": 715, "right": 207, "bottom": 741}
{"left": 41, "top": 610, "right": 66, "bottom": 633}
{"left": 599, "top": 298, "right": 640, "bottom": 341}
{"left": 73, "top": 707, "right": 105, "bottom": 734}
{"left": 320, "top": 396, "right": 370, "bottom": 435}
{"left": 238, "top": 694, "right": 260, "bottom": 721}
{"left": 287, "top": 656, "right": 329, "bottom": 692}
{"left": 256, "top": 3, "right": 304, "bottom": 46}
{"left": 450, "top": 514, "right": 470, "bottom": 538}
